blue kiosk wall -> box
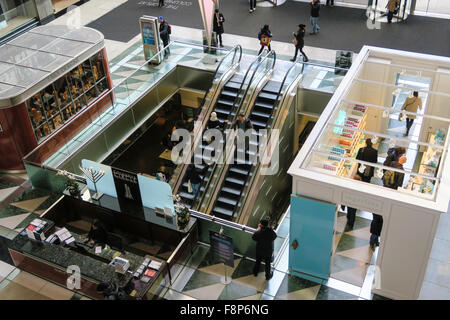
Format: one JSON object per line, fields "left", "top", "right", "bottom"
{"left": 289, "top": 194, "right": 336, "bottom": 281}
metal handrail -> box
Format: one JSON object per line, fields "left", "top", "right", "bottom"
{"left": 193, "top": 51, "right": 271, "bottom": 211}
{"left": 171, "top": 45, "right": 243, "bottom": 199}
{"left": 203, "top": 51, "right": 277, "bottom": 218}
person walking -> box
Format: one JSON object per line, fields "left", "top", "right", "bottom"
{"left": 383, "top": 146, "right": 406, "bottom": 172}
{"left": 252, "top": 218, "right": 277, "bottom": 280}
{"left": 185, "top": 163, "right": 209, "bottom": 197}
{"left": 346, "top": 174, "right": 362, "bottom": 229}
{"left": 213, "top": 9, "right": 225, "bottom": 47}
{"left": 249, "top": 0, "right": 256, "bottom": 13}
{"left": 158, "top": 16, "right": 170, "bottom": 58}
{"left": 401, "top": 91, "right": 422, "bottom": 136}
{"left": 326, "top": 0, "right": 334, "bottom": 6}
{"left": 386, "top": 0, "right": 400, "bottom": 23}
{"left": 355, "top": 138, "right": 378, "bottom": 183}
{"left": 257, "top": 25, "right": 272, "bottom": 55}
{"left": 382, "top": 155, "right": 406, "bottom": 190}
{"left": 291, "top": 24, "right": 309, "bottom": 62}
{"left": 309, "top": 0, "right": 321, "bottom": 35}
{"left": 370, "top": 213, "right": 383, "bottom": 249}
{"left": 158, "top": 0, "right": 164, "bottom": 7}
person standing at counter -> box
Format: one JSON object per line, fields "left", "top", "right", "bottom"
{"left": 84, "top": 219, "right": 108, "bottom": 245}
{"left": 401, "top": 91, "right": 422, "bottom": 136}
{"left": 356, "top": 138, "right": 378, "bottom": 183}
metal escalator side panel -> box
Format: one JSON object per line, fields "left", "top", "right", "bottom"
{"left": 236, "top": 74, "right": 304, "bottom": 226}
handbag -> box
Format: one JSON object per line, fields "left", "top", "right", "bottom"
{"left": 187, "top": 180, "right": 193, "bottom": 193}
{"left": 260, "top": 34, "right": 270, "bottom": 46}
{"left": 292, "top": 38, "right": 298, "bottom": 46}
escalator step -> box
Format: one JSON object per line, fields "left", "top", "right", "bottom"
{"left": 225, "top": 81, "right": 241, "bottom": 90}
{"left": 217, "top": 196, "right": 238, "bottom": 206}
{"left": 258, "top": 92, "right": 278, "bottom": 101}
{"left": 254, "top": 101, "right": 275, "bottom": 109}
{"left": 251, "top": 110, "right": 271, "bottom": 118}
{"left": 212, "top": 206, "right": 234, "bottom": 217}
{"left": 222, "top": 187, "right": 241, "bottom": 196}
{"left": 221, "top": 89, "right": 238, "bottom": 98}
{"left": 262, "top": 81, "right": 283, "bottom": 94}
{"left": 225, "top": 177, "right": 245, "bottom": 186}
{"left": 217, "top": 99, "right": 234, "bottom": 106}
{"left": 229, "top": 166, "right": 250, "bottom": 175}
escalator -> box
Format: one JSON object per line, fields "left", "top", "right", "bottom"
{"left": 210, "top": 79, "right": 282, "bottom": 220}
{"left": 178, "top": 74, "right": 245, "bottom": 207}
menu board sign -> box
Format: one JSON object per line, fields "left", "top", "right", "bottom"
{"left": 209, "top": 231, "right": 234, "bottom": 268}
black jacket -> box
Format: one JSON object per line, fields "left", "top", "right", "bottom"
{"left": 389, "top": 162, "right": 405, "bottom": 190}
{"left": 310, "top": 1, "right": 320, "bottom": 17}
{"left": 88, "top": 227, "right": 108, "bottom": 244}
{"left": 186, "top": 165, "right": 209, "bottom": 184}
{"left": 294, "top": 29, "right": 305, "bottom": 48}
{"left": 207, "top": 119, "right": 225, "bottom": 130}
{"left": 233, "top": 118, "right": 253, "bottom": 131}
{"left": 370, "top": 214, "right": 383, "bottom": 236}
{"left": 356, "top": 146, "right": 378, "bottom": 179}
{"left": 258, "top": 28, "right": 272, "bottom": 40}
{"left": 252, "top": 226, "right": 277, "bottom": 258}
{"left": 213, "top": 13, "right": 225, "bottom": 34}
{"left": 159, "top": 20, "right": 170, "bottom": 43}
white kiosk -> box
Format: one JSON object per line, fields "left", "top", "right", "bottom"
{"left": 288, "top": 46, "right": 450, "bottom": 299}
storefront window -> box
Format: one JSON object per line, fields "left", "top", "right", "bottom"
{"left": 414, "top": 0, "right": 450, "bottom": 16}
{"left": 26, "top": 52, "right": 109, "bottom": 142}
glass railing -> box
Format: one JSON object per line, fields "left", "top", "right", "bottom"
{"left": 300, "top": 62, "right": 349, "bottom": 93}
{"left": 0, "top": 0, "right": 38, "bottom": 39}
{"left": 23, "top": 41, "right": 231, "bottom": 174}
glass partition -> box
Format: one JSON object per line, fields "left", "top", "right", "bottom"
{"left": 0, "top": 0, "right": 38, "bottom": 39}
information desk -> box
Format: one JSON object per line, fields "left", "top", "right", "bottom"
{"left": 8, "top": 220, "right": 168, "bottom": 300}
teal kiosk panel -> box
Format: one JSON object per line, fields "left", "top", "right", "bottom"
{"left": 289, "top": 194, "right": 336, "bottom": 281}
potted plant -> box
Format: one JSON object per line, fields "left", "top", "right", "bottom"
{"left": 173, "top": 194, "right": 190, "bottom": 229}
{"left": 57, "top": 170, "right": 81, "bottom": 197}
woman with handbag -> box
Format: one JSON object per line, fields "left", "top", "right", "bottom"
{"left": 258, "top": 25, "right": 272, "bottom": 55}
{"left": 386, "top": 0, "right": 400, "bottom": 23}
{"left": 401, "top": 91, "right": 422, "bottom": 136}
{"left": 290, "top": 24, "right": 309, "bottom": 62}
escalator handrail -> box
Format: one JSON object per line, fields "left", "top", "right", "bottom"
{"left": 201, "top": 50, "right": 277, "bottom": 217}
{"left": 171, "top": 46, "right": 242, "bottom": 194}
{"left": 193, "top": 50, "right": 271, "bottom": 210}
{"left": 224, "top": 49, "right": 271, "bottom": 125}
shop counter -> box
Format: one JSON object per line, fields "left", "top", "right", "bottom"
{"left": 9, "top": 221, "right": 168, "bottom": 300}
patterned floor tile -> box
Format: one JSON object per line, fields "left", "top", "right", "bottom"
{"left": 233, "top": 272, "right": 268, "bottom": 292}
{"left": 337, "top": 245, "right": 373, "bottom": 264}
{"left": 335, "top": 234, "right": 370, "bottom": 253}
{"left": 11, "top": 196, "right": 49, "bottom": 213}
{"left": 163, "top": 288, "right": 197, "bottom": 300}
{"left": 275, "top": 285, "right": 321, "bottom": 300}
{"left": 237, "top": 293, "right": 262, "bottom": 300}
{"left": 198, "top": 259, "right": 241, "bottom": 277}
{"left": 0, "top": 280, "right": 50, "bottom": 300}
{"left": 0, "top": 205, "right": 28, "bottom": 220}
{"left": 0, "top": 213, "right": 31, "bottom": 230}
{"left": 316, "top": 285, "right": 359, "bottom": 300}
{"left": 183, "top": 283, "right": 225, "bottom": 300}
{"left": 231, "top": 258, "right": 256, "bottom": 279}
{"left": 275, "top": 273, "right": 320, "bottom": 297}
{"left": 331, "top": 264, "right": 368, "bottom": 288}
{"left": 331, "top": 254, "right": 364, "bottom": 274}
{"left": 182, "top": 270, "right": 221, "bottom": 292}
{"left": 345, "top": 226, "right": 371, "bottom": 241}
{"left": 0, "top": 187, "right": 19, "bottom": 203}
{"left": 218, "top": 281, "right": 259, "bottom": 300}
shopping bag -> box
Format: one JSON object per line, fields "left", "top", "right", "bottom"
{"left": 260, "top": 35, "right": 270, "bottom": 46}
{"left": 187, "top": 180, "right": 193, "bottom": 193}
{"left": 292, "top": 38, "right": 298, "bottom": 46}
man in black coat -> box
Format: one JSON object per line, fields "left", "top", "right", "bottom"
{"left": 233, "top": 113, "right": 253, "bottom": 131}
{"left": 356, "top": 138, "right": 378, "bottom": 183}
{"left": 370, "top": 214, "right": 383, "bottom": 249}
{"left": 159, "top": 16, "right": 170, "bottom": 57}
{"left": 291, "top": 24, "right": 309, "bottom": 62}
{"left": 213, "top": 9, "right": 225, "bottom": 47}
{"left": 252, "top": 218, "right": 277, "bottom": 280}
